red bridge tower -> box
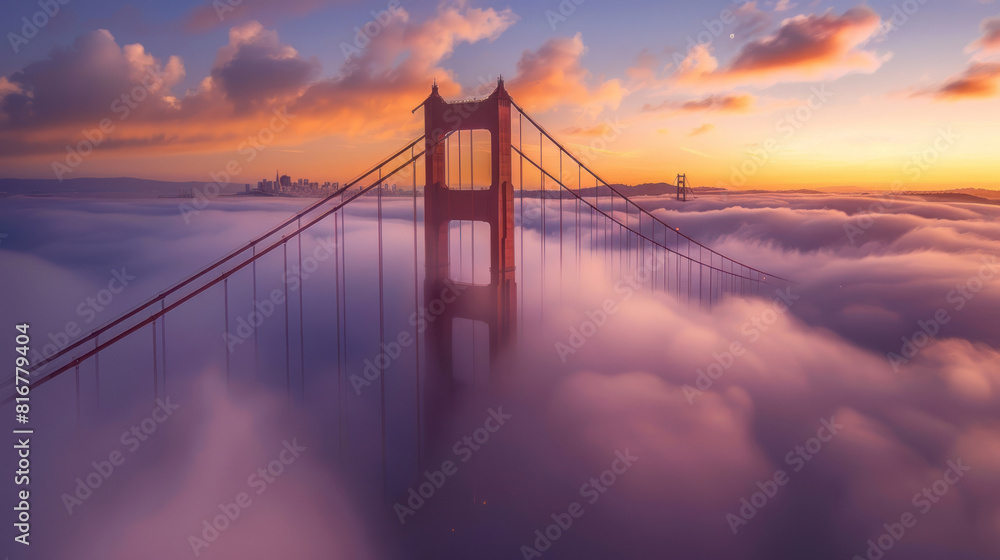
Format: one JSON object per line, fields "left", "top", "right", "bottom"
{"left": 422, "top": 79, "right": 517, "bottom": 381}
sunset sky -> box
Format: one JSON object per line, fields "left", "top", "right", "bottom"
{"left": 1, "top": 0, "right": 997, "bottom": 189}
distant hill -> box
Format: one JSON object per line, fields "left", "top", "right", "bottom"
{"left": 947, "top": 188, "right": 1000, "bottom": 200}
{"left": 808, "top": 185, "right": 868, "bottom": 193}
{"left": 909, "top": 192, "right": 1000, "bottom": 206}
{"left": 605, "top": 183, "right": 678, "bottom": 196}
{"left": 0, "top": 177, "right": 244, "bottom": 196}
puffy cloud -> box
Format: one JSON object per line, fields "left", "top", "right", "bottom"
{"left": 625, "top": 48, "right": 663, "bottom": 83}
{"left": 674, "top": 6, "right": 888, "bottom": 88}
{"left": 4, "top": 190, "right": 1000, "bottom": 559}
{"left": 773, "top": 0, "right": 798, "bottom": 13}
{"left": 643, "top": 93, "right": 757, "bottom": 113}
{"left": 732, "top": 1, "right": 772, "bottom": 39}
{"left": 480, "top": 193, "right": 1000, "bottom": 555}
{"left": 966, "top": 15, "right": 1000, "bottom": 53}
{"left": 290, "top": 3, "right": 517, "bottom": 135}
{"left": 0, "top": 29, "right": 184, "bottom": 129}
{"left": 918, "top": 62, "right": 1000, "bottom": 100}
{"left": 912, "top": 14, "right": 1000, "bottom": 101}
{"left": 209, "top": 21, "right": 319, "bottom": 113}
{"left": 729, "top": 7, "right": 881, "bottom": 73}
{"left": 41, "top": 373, "right": 378, "bottom": 560}
{"left": 0, "top": 5, "right": 518, "bottom": 159}
{"left": 507, "top": 34, "right": 626, "bottom": 114}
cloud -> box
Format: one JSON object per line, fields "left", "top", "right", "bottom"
{"left": 47, "top": 374, "right": 378, "bottom": 559}
{"left": 917, "top": 62, "right": 1000, "bottom": 100}
{"left": 966, "top": 15, "right": 1000, "bottom": 53}
{"left": 5, "top": 191, "right": 1000, "bottom": 559}
{"left": 911, "top": 14, "right": 1000, "bottom": 102}
{"left": 210, "top": 21, "right": 320, "bottom": 113}
{"left": 507, "top": 33, "right": 626, "bottom": 114}
{"left": 643, "top": 93, "right": 757, "bottom": 114}
{"left": 674, "top": 6, "right": 888, "bottom": 88}
{"left": 625, "top": 48, "right": 663, "bottom": 83}
{"left": 0, "top": 5, "right": 519, "bottom": 159}
{"left": 562, "top": 122, "right": 618, "bottom": 137}
{"left": 688, "top": 123, "right": 715, "bottom": 136}
{"left": 732, "top": 1, "right": 772, "bottom": 38}
{"left": 488, "top": 190, "right": 1000, "bottom": 556}
{"left": 773, "top": 0, "right": 798, "bottom": 12}
{"left": 290, "top": 3, "right": 517, "bottom": 135}
{"left": 0, "top": 29, "right": 184, "bottom": 129}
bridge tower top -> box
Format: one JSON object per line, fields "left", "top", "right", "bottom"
{"left": 421, "top": 78, "right": 517, "bottom": 378}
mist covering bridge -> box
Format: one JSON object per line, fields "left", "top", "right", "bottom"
{"left": 4, "top": 78, "right": 789, "bottom": 479}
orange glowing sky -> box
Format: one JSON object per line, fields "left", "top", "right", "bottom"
{"left": 0, "top": 1, "right": 997, "bottom": 190}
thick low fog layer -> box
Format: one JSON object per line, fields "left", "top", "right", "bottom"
{"left": 0, "top": 192, "right": 997, "bottom": 560}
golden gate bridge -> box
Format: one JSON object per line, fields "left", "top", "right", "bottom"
{"left": 3, "top": 78, "right": 789, "bottom": 495}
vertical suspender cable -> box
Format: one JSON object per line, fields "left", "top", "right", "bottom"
{"left": 378, "top": 167, "right": 387, "bottom": 496}
{"left": 223, "top": 279, "right": 229, "bottom": 384}
{"left": 411, "top": 146, "right": 422, "bottom": 471}
{"left": 94, "top": 336, "right": 100, "bottom": 408}
{"left": 458, "top": 131, "right": 462, "bottom": 281}
{"left": 559, "top": 151, "right": 563, "bottom": 301}
{"left": 284, "top": 243, "right": 290, "bottom": 397}
{"left": 298, "top": 217, "right": 305, "bottom": 400}
{"left": 577, "top": 165, "right": 581, "bottom": 288}
{"left": 161, "top": 301, "right": 167, "bottom": 395}
{"left": 75, "top": 363, "right": 81, "bottom": 423}
{"left": 341, "top": 194, "right": 349, "bottom": 454}
{"left": 470, "top": 132, "right": 476, "bottom": 382}
{"left": 152, "top": 319, "right": 158, "bottom": 398}
{"left": 519, "top": 113, "right": 524, "bottom": 336}
{"left": 252, "top": 247, "right": 259, "bottom": 381}
{"left": 334, "top": 213, "right": 344, "bottom": 458}
{"left": 540, "top": 130, "right": 545, "bottom": 321}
